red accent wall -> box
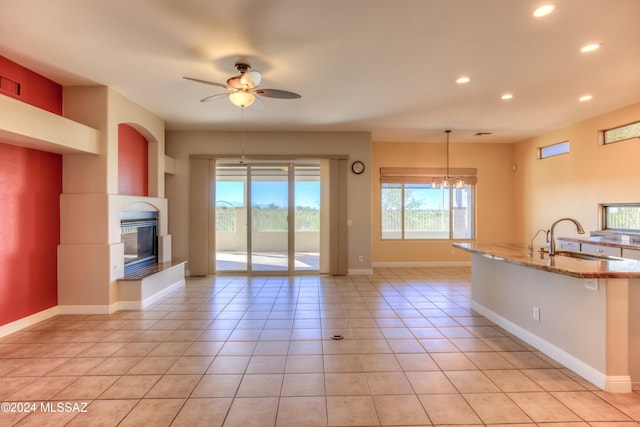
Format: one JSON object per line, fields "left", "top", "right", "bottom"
{"left": 0, "top": 143, "right": 61, "bottom": 326}
{"left": 0, "top": 56, "right": 63, "bottom": 115}
{"left": 0, "top": 57, "right": 63, "bottom": 327}
{"left": 118, "top": 124, "right": 149, "bottom": 196}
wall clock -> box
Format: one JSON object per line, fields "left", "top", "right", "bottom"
{"left": 351, "top": 161, "right": 365, "bottom": 175}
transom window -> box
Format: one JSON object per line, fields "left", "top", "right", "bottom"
{"left": 601, "top": 121, "right": 640, "bottom": 145}
{"left": 538, "top": 140, "right": 569, "bottom": 159}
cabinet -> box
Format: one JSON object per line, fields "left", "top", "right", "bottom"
{"left": 556, "top": 239, "right": 632, "bottom": 258}
{"left": 581, "top": 243, "right": 622, "bottom": 258}
{"left": 555, "top": 238, "right": 640, "bottom": 259}
{"left": 622, "top": 248, "right": 640, "bottom": 260}
{"left": 558, "top": 239, "right": 580, "bottom": 251}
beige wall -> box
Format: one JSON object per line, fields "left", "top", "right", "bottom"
{"left": 514, "top": 102, "right": 640, "bottom": 242}
{"left": 372, "top": 141, "right": 515, "bottom": 264}
{"left": 165, "top": 131, "right": 372, "bottom": 274}
{"left": 168, "top": 103, "right": 640, "bottom": 269}
{"left": 63, "top": 87, "right": 166, "bottom": 197}
{"left": 59, "top": 86, "right": 169, "bottom": 309}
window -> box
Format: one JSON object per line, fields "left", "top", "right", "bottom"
{"left": 602, "top": 203, "right": 640, "bottom": 232}
{"left": 601, "top": 121, "right": 640, "bottom": 145}
{"left": 380, "top": 170, "right": 475, "bottom": 240}
{"left": 538, "top": 140, "right": 569, "bottom": 159}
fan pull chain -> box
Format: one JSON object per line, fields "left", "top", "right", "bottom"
{"left": 240, "top": 106, "right": 246, "bottom": 163}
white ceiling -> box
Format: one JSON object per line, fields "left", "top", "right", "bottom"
{"left": 2, "top": 0, "right": 640, "bottom": 143}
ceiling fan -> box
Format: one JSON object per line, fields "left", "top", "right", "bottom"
{"left": 184, "top": 62, "right": 301, "bottom": 108}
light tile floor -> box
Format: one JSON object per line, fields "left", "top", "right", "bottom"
{"left": 0, "top": 267, "right": 639, "bottom": 426}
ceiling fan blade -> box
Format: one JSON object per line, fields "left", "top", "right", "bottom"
{"left": 255, "top": 89, "right": 301, "bottom": 99}
{"left": 183, "top": 76, "right": 228, "bottom": 89}
{"left": 200, "top": 93, "right": 229, "bottom": 102}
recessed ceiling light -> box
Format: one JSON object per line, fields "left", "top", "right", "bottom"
{"left": 456, "top": 76, "right": 471, "bottom": 84}
{"left": 533, "top": 3, "right": 557, "bottom": 17}
{"left": 580, "top": 43, "right": 602, "bottom": 53}
{"left": 579, "top": 95, "right": 593, "bottom": 102}
{"left": 501, "top": 93, "right": 514, "bottom": 100}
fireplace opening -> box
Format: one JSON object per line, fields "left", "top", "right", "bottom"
{"left": 121, "top": 211, "right": 158, "bottom": 275}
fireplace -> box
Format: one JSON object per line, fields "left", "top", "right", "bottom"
{"left": 121, "top": 211, "right": 158, "bottom": 275}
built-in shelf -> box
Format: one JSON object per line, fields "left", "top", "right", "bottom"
{"left": 165, "top": 155, "right": 176, "bottom": 175}
{"left": 0, "top": 94, "right": 100, "bottom": 154}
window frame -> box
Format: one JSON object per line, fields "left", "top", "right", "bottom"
{"left": 601, "top": 203, "right": 640, "bottom": 233}
{"left": 380, "top": 180, "right": 476, "bottom": 241}
{"left": 600, "top": 120, "right": 640, "bottom": 145}
{"left": 538, "top": 140, "right": 570, "bottom": 159}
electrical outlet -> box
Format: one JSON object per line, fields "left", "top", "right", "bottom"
{"left": 584, "top": 279, "right": 598, "bottom": 291}
{"left": 358, "top": 255, "right": 364, "bottom": 262}
{"left": 532, "top": 307, "right": 540, "bottom": 322}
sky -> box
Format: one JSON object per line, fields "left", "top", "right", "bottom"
{"left": 216, "top": 181, "right": 320, "bottom": 209}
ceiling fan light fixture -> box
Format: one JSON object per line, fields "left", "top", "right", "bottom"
{"left": 240, "top": 70, "right": 262, "bottom": 88}
{"left": 185, "top": 60, "right": 301, "bottom": 108}
{"left": 229, "top": 91, "right": 255, "bottom": 107}
{"left": 227, "top": 76, "right": 244, "bottom": 90}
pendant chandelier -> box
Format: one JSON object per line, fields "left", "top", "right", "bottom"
{"left": 436, "top": 130, "right": 465, "bottom": 189}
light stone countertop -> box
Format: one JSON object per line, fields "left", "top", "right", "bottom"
{"left": 454, "top": 242, "right": 640, "bottom": 279}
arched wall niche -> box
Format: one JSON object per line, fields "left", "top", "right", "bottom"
{"left": 118, "top": 123, "right": 150, "bottom": 196}
{"left": 121, "top": 122, "right": 159, "bottom": 145}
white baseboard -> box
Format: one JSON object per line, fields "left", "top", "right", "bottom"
{"left": 605, "top": 376, "right": 634, "bottom": 393}
{"left": 57, "top": 305, "right": 114, "bottom": 315}
{"left": 347, "top": 268, "right": 374, "bottom": 275}
{"left": 0, "top": 306, "right": 60, "bottom": 339}
{"left": 471, "top": 301, "right": 631, "bottom": 393}
{"left": 142, "top": 279, "right": 184, "bottom": 308}
{"left": 113, "top": 301, "right": 143, "bottom": 311}
{"left": 115, "top": 279, "right": 185, "bottom": 311}
{"left": 1, "top": 279, "right": 186, "bottom": 339}
{"left": 373, "top": 261, "right": 471, "bottom": 268}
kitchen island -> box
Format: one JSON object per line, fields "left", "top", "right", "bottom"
{"left": 454, "top": 242, "right": 640, "bottom": 393}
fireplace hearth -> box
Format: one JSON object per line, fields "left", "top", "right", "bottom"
{"left": 121, "top": 211, "right": 158, "bottom": 275}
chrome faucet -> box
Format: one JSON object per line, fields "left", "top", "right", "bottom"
{"left": 528, "top": 229, "right": 547, "bottom": 256}
{"left": 547, "top": 217, "right": 585, "bottom": 256}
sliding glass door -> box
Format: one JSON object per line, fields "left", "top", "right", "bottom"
{"left": 215, "top": 161, "right": 320, "bottom": 274}
{"left": 250, "top": 165, "right": 290, "bottom": 272}
{"left": 294, "top": 165, "right": 320, "bottom": 271}
{"left": 215, "top": 165, "right": 248, "bottom": 271}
